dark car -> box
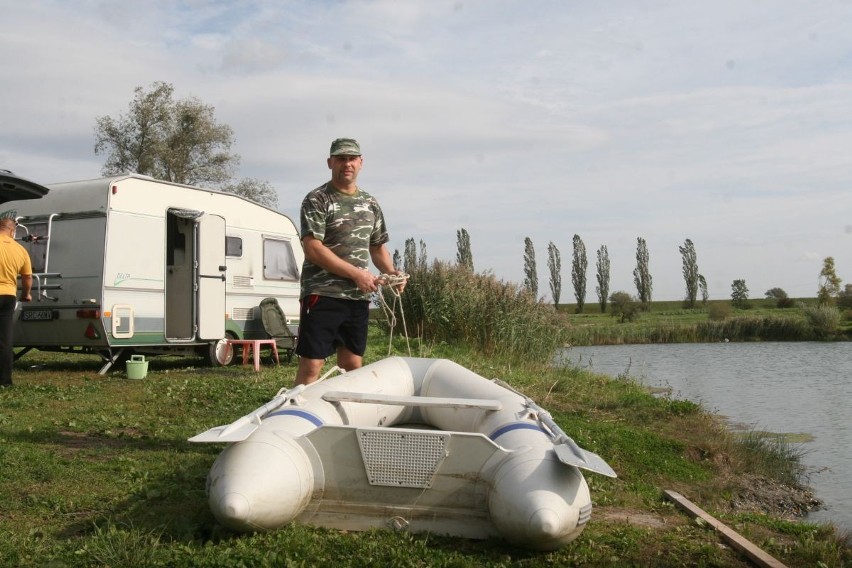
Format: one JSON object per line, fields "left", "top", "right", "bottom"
{"left": 0, "top": 169, "right": 50, "bottom": 204}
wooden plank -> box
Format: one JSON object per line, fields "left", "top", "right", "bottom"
{"left": 322, "top": 391, "right": 503, "bottom": 410}
{"left": 664, "top": 490, "right": 788, "bottom": 568}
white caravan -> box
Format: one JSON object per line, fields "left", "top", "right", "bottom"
{"left": 7, "top": 174, "right": 304, "bottom": 373}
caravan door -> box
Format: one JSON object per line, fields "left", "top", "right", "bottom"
{"left": 196, "top": 214, "right": 226, "bottom": 340}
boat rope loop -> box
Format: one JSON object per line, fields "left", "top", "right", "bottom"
{"left": 375, "top": 272, "right": 411, "bottom": 356}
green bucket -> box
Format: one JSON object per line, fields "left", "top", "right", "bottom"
{"left": 126, "top": 355, "right": 149, "bottom": 380}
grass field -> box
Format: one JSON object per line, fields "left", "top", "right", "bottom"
{"left": 1, "top": 327, "right": 849, "bottom": 567}
{"left": 554, "top": 298, "right": 852, "bottom": 345}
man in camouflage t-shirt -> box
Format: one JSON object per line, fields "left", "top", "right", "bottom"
{"left": 294, "top": 138, "right": 404, "bottom": 385}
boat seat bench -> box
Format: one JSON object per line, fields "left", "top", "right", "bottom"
{"left": 322, "top": 391, "right": 503, "bottom": 410}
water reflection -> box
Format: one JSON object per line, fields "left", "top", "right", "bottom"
{"left": 563, "top": 342, "right": 852, "bottom": 531}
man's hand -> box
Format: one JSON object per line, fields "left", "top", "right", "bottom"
{"left": 392, "top": 270, "right": 407, "bottom": 294}
{"left": 377, "top": 271, "right": 408, "bottom": 294}
{"left": 352, "top": 269, "right": 379, "bottom": 294}
{"left": 20, "top": 275, "right": 32, "bottom": 302}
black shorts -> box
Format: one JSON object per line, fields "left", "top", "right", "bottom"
{"left": 295, "top": 295, "right": 370, "bottom": 359}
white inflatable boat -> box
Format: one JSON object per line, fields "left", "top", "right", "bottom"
{"left": 189, "top": 357, "right": 616, "bottom": 551}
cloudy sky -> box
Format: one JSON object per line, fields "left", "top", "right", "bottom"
{"left": 3, "top": 1, "right": 851, "bottom": 301}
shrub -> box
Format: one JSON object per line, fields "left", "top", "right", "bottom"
{"left": 707, "top": 302, "right": 732, "bottom": 321}
{"left": 801, "top": 304, "right": 841, "bottom": 339}
{"left": 766, "top": 287, "right": 795, "bottom": 308}
{"left": 838, "top": 284, "right": 852, "bottom": 310}
{"left": 609, "top": 291, "right": 640, "bottom": 323}
{"left": 383, "top": 260, "right": 569, "bottom": 361}
{"left": 734, "top": 429, "right": 807, "bottom": 486}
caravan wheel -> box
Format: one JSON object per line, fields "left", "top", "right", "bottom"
{"left": 207, "top": 334, "right": 236, "bottom": 367}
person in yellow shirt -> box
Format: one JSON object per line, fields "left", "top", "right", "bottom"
{"left": 0, "top": 216, "right": 32, "bottom": 388}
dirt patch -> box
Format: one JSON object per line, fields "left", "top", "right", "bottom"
{"left": 724, "top": 473, "right": 823, "bottom": 519}
{"left": 598, "top": 474, "right": 822, "bottom": 531}
{"left": 597, "top": 508, "right": 679, "bottom": 529}
{"left": 58, "top": 429, "right": 145, "bottom": 447}
{"left": 53, "top": 429, "right": 150, "bottom": 461}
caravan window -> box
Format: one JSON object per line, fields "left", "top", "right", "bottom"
{"left": 263, "top": 238, "right": 300, "bottom": 281}
{"left": 226, "top": 236, "right": 243, "bottom": 257}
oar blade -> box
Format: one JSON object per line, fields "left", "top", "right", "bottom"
{"left": 188, "top": 422, "right": 260, "bottom": 443}
{"left": 554, "top": 444, "right": 618, "bottom": 478}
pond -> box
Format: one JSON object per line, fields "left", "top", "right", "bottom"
{"left": 562, "top": 341, "right": 852, "bottom": 531}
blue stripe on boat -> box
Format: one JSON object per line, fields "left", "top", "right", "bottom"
{"left": 489, "top": 422, "right": 546, "bottom": 441}
{"left": 267, "top": 408, "right": 324, "bottom": 427}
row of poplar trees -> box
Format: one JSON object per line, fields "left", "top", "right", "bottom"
{"left": 522, "top": 235, "right": 656, "bottom": 313}
{"left": 454, "top": 230, "right": 708, "bottom": 313}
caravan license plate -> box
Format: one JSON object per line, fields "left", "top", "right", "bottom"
{"left": 21, "top": 309, "right": 55, "bottom": 321}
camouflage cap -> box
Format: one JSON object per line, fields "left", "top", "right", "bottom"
{"left": 329, "top": 138, "right": 361, "bottom": 156}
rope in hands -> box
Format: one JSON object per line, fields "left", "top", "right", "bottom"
{"left": 375, "top": 273, "right": 411, "bottom": 356}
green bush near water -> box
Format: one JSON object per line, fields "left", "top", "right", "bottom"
{"left": 801, "top": 304, "right": 842, "bottom": 339}
{"left": 707, "top": 302, "right": 732, "bottom": 321}
{"left": 696, "top": 314, "right": 814, "bottom": 342}
{"left": 379, "top": 260, "right": 569, "bottom": 362}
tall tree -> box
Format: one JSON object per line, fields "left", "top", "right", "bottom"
{"left": 547, "top": 241, "right": 562, "bottom": 306}
{"left": 94, "top": 81, "right": 278, "bottom": 208}
{"left": 95, "top": 82, "right": 236, "bottom": 186}
{"left": 523, "top": 237, "right": 538, "bottom": 298}
{"left": 817, "top": 256, "right": 842, "bottom": 306}
{"left": 392, "top": 249, "right": 402, "bottom": 272}
{"left": 403, "top": 238, "right": 417, "bottom": 274}
{"left": 417, "top": 240, "right": 428, "bottom": 272}
{"left": 456, "top": 228, "right": 474, "bottom": 271}
{"left": 95, "top": 82, "right": 172, "bottom": 178}
{"left": 571, "top": 234, "right": 588, "bottom": 313}
{"left": 731, "top": 279, "right": 750, "bottom": 309}
{"left": 633, "top": 237, "right": 652, "bottom": 309}
{"left": 222, "top": 178, "right": 279, "bottom": 209}
{"left": 679, "top": 238, "right": 700, "bottom": 308}
{"left": 596, "top": 245, "right": 610, "bottom": 313}
{"left": 699, "top": 274, "right": 709, "bottom": 305}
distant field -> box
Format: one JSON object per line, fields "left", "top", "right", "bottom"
{"left": 557, "top": 297, "right": 816, "bottom": 316}
{"left": 552, "top": 298, "right": 852, "bottom": 345}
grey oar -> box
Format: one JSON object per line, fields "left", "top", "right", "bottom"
{"left": 493, "top": 378, "right": 617, "bottom": 478}
{"left": 189, "top": 366, "right": 343, "bottom": 443}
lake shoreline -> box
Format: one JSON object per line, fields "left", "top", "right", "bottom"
{"left": 565, "top": 341, "right": 852, "bottom": 537}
